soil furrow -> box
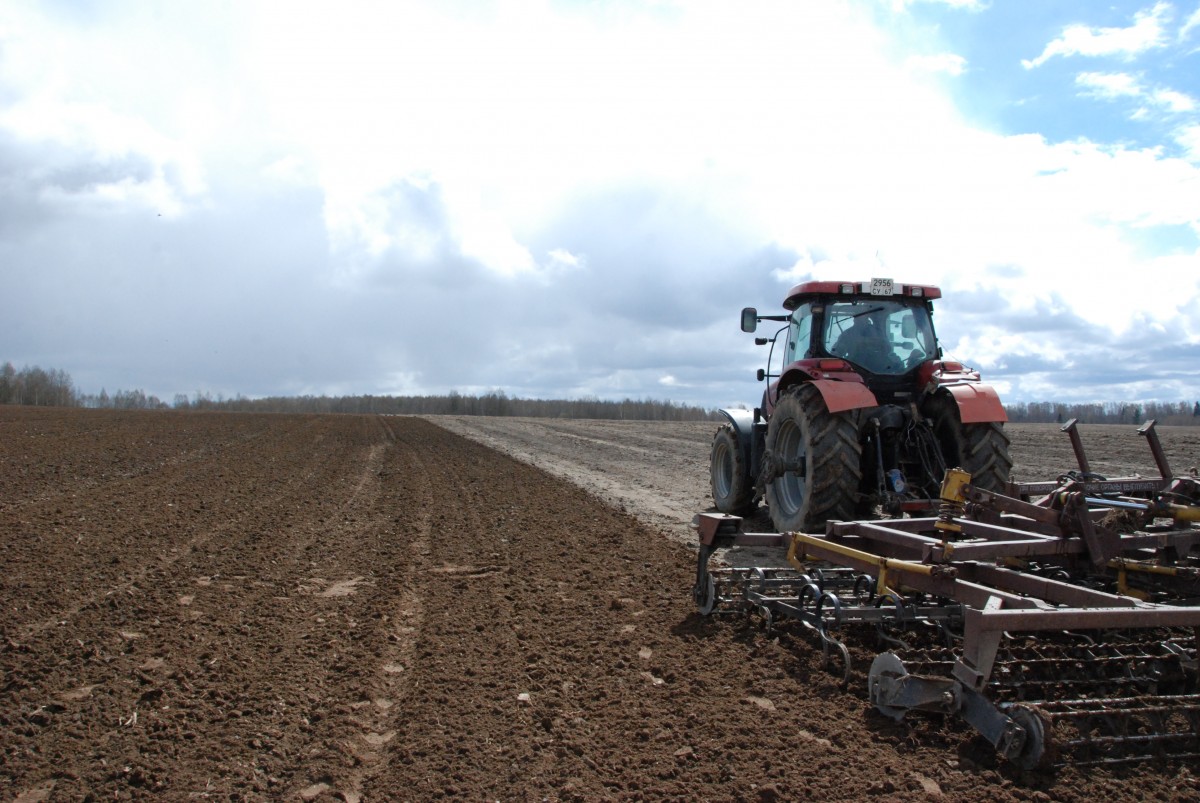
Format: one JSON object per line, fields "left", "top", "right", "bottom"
{"left": 2, "top": 410, "right": 1197, "bottom": 802}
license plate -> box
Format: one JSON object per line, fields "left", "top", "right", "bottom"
{"left": 870, "top": 278, "right": 894, "bottom": 296}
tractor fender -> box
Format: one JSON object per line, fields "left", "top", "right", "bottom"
{"left": 941, "top": 383, "right": 1007, "bottom": 424}
{"left": 806, "top": 379, "right": 879, "bottom": 414}
{"left": 716, "top": 408, "right": 756, "bottom": 480}
{"left": 717, "top": 407, "right": 755, "bottom": 441}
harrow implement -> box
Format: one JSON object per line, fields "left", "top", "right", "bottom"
{"left": 692, "top": 420, "right": 1200, "bottom": 769}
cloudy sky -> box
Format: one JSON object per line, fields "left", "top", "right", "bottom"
{"left": 2, "top": 0, "right": 1198, "bottom": 408}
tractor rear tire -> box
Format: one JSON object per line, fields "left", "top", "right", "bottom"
{"left": 924, "top": 393, "right": 1012, "bottom": 492}
{"left": 710, "top": 423, "right": 756, "bottom": 514}
{"left": 763, "top": 383, "right": 862, "bottom": 533}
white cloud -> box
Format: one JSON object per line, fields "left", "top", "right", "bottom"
{"left": 890, "top": 0, "right": 988, "bottom": 10}
{"left": 223, "top": 0, "right": 928, "bottom": 278}
{"left": 0, "top": 101, "right": 201, "bottom": 217}
{"left": 1, "top": 0, "right": 1198, "bottom": 406}
{"left": 1181, "top": 5, "right": 1200, "bottom": 40}
{"left": 1152, "top": 87, "right": 1198, "bottom": 112}
{"left": 1075, "top": 71, "right": 1143, "bottom": 100}
{"left": 1074, "top": 71, "right": 1197, "bottom": 119}
{"left": 1023, "top": 2, "right": 1172, "bottom": 69}
{"left": 906, "top": 52, "right": 968, "bottom": 76}
{"left": 1176, "top": 124, "right": 1200, "bottom": 161}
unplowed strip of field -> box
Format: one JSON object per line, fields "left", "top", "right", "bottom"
{"left": 2, "top": 409, "right": 1196, "bottom": 801}
{"left": 429, "top": 417, "right": 719, "bottom": 546}
{"left": 429, "top": 415, "right": 1200, "bottom": 556}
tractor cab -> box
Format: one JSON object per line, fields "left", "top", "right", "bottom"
{"left": 782, "top": 294, "right": 940, "bottom": 381}
{"left": 717, "top": 278, "right": 1010, "bottom": 533}
{"left": 742, "top": 280, "right": 944, "bottom": 407}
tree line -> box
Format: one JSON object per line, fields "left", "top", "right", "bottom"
{"left": 0, "top": 362, "right": 79, "bottom": 407}
{"left": 172, "top": 389, "right": 720, "bottom": 421}
{"left": 1003, "top": 400, "right": 1200, "bottom": 426}
{"left": 4, "top": 360, "right": 1200, "bottom": 424}
{"left": 0, "top": 362, "right": 717, "bottom": 420}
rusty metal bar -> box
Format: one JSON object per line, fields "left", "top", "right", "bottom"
{"left": 930, "top": 577, "right": 1047, "bottom": 611}
{"left": 826, "top": 519, "right": 943, "bottom": 560}
{"left": 964, "top": 486, "right": 1065, "bottom": 526}
{"left": 960, "top": 563, "right": 1141, "bottom": 608}
{"left": 933, "top": 538, "right": 1082, "bottom": 562}
{"left": 957, "top": 518, "right": 1062, "bottom": 542}
{"left": 1061, "top": 418, "right": 1091, "bottom": 474}
{"left": 1119, "top": 529, "right": 1200, "bottom": 551}
{"left": 966, "top": 604, "right": 1200, "bottom": 633}
{"left": 1010, "top": 477, "right": 1168, "bottom": 497}
{"left": 830, "top": 516, "right": 940, "bottom": 534}
{"left": 955, "top": 599, "right": 1200, "bottom": 688}
{"left": 814, "top": 514, "right": 1200, "bottom": 572}
{"left": 694, "top": 513, "right": 787, "bottom": 549}
{"left": 1139, "top": 419, "right": 1173, "bottom": 479}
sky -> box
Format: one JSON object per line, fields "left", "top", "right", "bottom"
{"left": 2, "top": 0, "right": 1199, "bottom": 409}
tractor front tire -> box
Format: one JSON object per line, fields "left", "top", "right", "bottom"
{"left": 924, "top": 393, "right": 1013, "bottom": 492}
{"left": 710, "top": 423, "right": 756, "bottom": 514}
{"left": 763, "top": 384, "right": 862, "bottom": 533}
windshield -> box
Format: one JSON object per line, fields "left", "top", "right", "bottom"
{"left": 822, "top": 300, "right": 937, "bottom": 375}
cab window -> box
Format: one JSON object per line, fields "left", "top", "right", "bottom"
{"left": 785, "top": 303, "right": 814, "bottom": 364}
{"left": 822, "top": 300, "right": 936, "bottom": 375}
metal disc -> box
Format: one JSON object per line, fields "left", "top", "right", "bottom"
{"left": 868, "top": 652, "right": 909, "bottom": 721}
{"left": 697, "top": 574, "right": 717, "bottom": 615}
{"left": 1005, "top": 705, "right": 1047, "bottom": 770}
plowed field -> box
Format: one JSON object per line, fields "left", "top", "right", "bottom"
{"left": 2, "top": 408, "right": 1198, "bottom": 801}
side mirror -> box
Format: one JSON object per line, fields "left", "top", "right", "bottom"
{"left": 901, "top": 317, "right": 916, "bottom": 339}
{"left": 741, "top": 307, "right": 758, "bottom": 333}
{"left": 756, "top": 368, "right": 766, "bottom": 382}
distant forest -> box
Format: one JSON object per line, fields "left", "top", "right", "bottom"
{"left": 1004, "top": 400, "right": 1200, "bottom": 426}
{"left": 3, "top": 361, "right": 1199, "bottom": 425}
{"left": 0, "top": 362, "right": 716, "bottom": 421}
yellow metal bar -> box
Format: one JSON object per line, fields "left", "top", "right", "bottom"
{"left": 786, "top": 531, "right": 935, "bottom": 596}
{"left": 1112, "top": 565, "right": 1149, "bottom": 600}
{"left": 1107, "top": 558, "right": 1181, "bottom": 577}
{"left": 1108, "top": 558, "right": 1180, "bottom": 601}
{"left": 786, "top": 533, "right": 803, "bottom": 567}
{"left": 1167, "top": 504, "right": 1200, "bottom": 523}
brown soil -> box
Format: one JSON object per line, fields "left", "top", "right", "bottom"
{"left": 432, "top": 415, "right": 1200, "bottom": 561}
{"left": 2, "top": 408, "right": 1198, "bottom": 801}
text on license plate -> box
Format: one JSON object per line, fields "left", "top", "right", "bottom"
{"left": 870, "top": 278, "right": 894, "bottom": 296}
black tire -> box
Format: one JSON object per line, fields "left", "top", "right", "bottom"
{"left": 763, "top": 384, "right": 862, "bottom": 532}
{"left": 710, "top": 423, "right": 756, "bottom": 514}
{"left": 923, "top": 392, "right": 1012, "bottom": 492}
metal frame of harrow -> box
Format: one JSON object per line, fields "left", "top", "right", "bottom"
{"left": 692, "top": 419, "right": 1200, "bottom": 768}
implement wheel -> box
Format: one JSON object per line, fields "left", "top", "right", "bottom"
{"left": 764, "top": 384, "right": 861, "bottom": 533}
{"left": 710, "top": 424, "right": 756, "bottom": 514}
{"left": 924, "top": 392, "right": 1012, "bottom": 492}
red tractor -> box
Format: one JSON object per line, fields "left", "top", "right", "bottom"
{"left": 711, "top": 279, "right": 1011, "bottom": 532}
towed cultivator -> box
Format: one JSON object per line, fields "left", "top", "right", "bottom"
{"left": 693, "top": 420, "right": 1200, "bottom": 769}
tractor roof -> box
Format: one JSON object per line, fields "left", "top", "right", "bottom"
{"left": 782, "top": 280, "right": 942, "bottom": 310}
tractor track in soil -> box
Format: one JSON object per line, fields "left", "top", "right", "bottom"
{"left": 2, "top": 407, "right": 1198, "bottom": 801}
